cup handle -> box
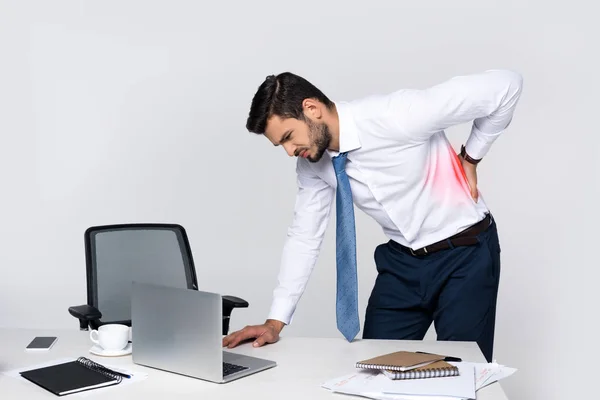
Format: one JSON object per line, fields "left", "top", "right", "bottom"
{"left": 90, "top": 330, "right": 100, "bottom": 345}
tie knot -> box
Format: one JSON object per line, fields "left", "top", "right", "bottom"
{"left": 332, "top": 152, "right": 348, "bottom": 172}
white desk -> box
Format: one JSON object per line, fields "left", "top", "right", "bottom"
{"left": 0, "top": 328, "right": 508, "bottom": 399}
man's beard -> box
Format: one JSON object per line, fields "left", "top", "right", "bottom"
{"left": 306, "top": 119, "right": 332, "bottom": 163}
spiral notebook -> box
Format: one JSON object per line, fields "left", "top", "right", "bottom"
{"left": 356, "top": 350, "right": 445, "bottom": 372}
{"left": 19, "top": 357, "right": 123, "bottom": 396}
{"left": 382, "top": 360, "right": 460, "bottom": 380}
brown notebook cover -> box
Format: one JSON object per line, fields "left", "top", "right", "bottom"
{"left": 355, "top": 351, "right": 445, "bottom": 372}
{"left": 382, "top": 360, "right": 460, "bottom": 380}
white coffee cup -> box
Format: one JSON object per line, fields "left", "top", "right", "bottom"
{"left": 89, "top": 324, "right": 130, "bottom": 351}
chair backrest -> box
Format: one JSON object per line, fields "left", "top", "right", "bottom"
{"left": 84, "top": 223, "right": 198, "bottom": 328}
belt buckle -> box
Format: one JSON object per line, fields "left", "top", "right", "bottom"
{"left": 410, "top": 246, "right": 428, "bottom": 256}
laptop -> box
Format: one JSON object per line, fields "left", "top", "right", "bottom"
{"left": 130, "top": 281, "right": 276, "bottom": 383}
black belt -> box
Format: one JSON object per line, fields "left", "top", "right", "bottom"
{"left": 390, "top": 214, "right": 492, "bottom": 256}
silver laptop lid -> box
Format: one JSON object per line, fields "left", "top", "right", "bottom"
{"left": 131, "top": 281, "right": 223, "bottom": 382}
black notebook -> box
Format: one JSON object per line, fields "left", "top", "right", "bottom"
{"left": 19, "top": 357, "right": 123, "bottom": 396}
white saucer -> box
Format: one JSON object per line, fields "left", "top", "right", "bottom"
{"left": 89, "top": 342, "right": 132, "bottom": 357}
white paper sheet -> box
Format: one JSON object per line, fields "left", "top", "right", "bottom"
{"left": 470, "top": 362, "right": 517, "bottom": 390}
{"left": 322, "top": 363, "right": 476, "bottom": 399}
{"left": 321, "top": 361, "right": 517, "bottom": 400}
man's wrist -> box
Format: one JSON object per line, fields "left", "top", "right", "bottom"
{"left": 265, "top": 319, "right": 286, "bottom": 333}
{"left": 460, "top": 144, "right": 482, "bottom": 165}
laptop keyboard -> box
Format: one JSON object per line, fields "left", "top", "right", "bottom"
{"left": 223, "top": 362, "right": 248, "bottom": 377}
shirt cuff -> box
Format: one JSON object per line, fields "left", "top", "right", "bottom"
{"left": 267, "top": 297, "right": 296, "bottom": 326}
{"left": 464, "top": 123, "right": 502, "bottom": 160}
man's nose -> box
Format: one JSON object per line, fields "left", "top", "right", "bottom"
{"left": 283, "top": 143, "right": 295, "bottom": 157}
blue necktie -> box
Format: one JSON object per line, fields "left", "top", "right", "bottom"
{"left": 332, "top": 152, "right": 360, "bottom": 342}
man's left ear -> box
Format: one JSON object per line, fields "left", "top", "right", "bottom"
{"left": 302, "top": 98, "right": 322, "bottom": 119}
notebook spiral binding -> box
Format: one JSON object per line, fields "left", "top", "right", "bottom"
{"left": 76, "top": 357, "right": 123, "bottom": 383}
{"left": 355, "top": 362, "right": 409, "bottom": 371}
{"left": 382, "top": 366, "right": 459, "bottom": 380}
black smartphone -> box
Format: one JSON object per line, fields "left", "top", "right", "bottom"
{"left": 25, "top": 336, "right": 58, "bottom": 351}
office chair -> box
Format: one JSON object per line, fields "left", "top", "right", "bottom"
{"left": 67, "top": 223, "right": 248, "bottom": 335}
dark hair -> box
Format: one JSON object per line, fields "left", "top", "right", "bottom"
{"left": 246, "top": 72, "right": 334, "bottom": 134}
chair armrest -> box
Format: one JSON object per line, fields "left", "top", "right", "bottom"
{"left": 68, "top": 305, "right": 102, "bottom": 330}
{"left": 222, "top": 295, "right": 249, "bottom": 315}
{"left": 221, "top": 295, "right": 249, "bottom": 335}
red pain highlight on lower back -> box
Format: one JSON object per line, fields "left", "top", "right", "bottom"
{"left": 425, "top": 144, "right": 470, "bottom": 203}
{"left": 451, "top": 150, "right": 469, "bottom": 184}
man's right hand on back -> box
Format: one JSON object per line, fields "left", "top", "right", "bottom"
{"left": 222, "top": 319, "right": 285, "bottom": 349}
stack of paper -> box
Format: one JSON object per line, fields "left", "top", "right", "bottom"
{"left": 321, "top": 362, "right": 516, "bottom": 400}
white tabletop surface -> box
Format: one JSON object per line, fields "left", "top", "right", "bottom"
{"left": 0, "top": 328, "right": 508, "bottom": 399}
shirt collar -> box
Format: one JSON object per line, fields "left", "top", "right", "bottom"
{"left": 327, "top": 101, "right": 361, "bottom": 157}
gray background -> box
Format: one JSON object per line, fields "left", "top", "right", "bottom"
{"left": 0, "top": 1, "right": 597, "bottom": 399}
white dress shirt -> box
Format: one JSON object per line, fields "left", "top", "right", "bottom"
{"left": 268, "top": 69, "right": 524, "bottom": 325}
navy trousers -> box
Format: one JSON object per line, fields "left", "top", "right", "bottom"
{"left": 362, "top": 217, "right": 501, "bottom": 362}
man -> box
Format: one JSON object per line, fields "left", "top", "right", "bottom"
{"left": 223, "top": 69, "right": 523, "bottom": 362}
